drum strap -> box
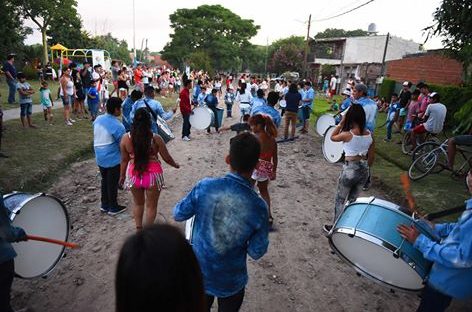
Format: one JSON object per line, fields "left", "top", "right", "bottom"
{"left": 143, "top": 100, "right": 157, "bottom": 122}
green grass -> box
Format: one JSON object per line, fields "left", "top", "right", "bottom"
{"left": 0, "top": 79, "right": 60, "bottom": 110}
{"left": 310, "top": 98, "right": 469, "bottom": 219}
{"left": 0, "top": 93, "right": 178, "bottom": 193}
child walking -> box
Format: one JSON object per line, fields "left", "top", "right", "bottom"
{"left": 249, "top": 114, "right": 278, "bottom": 226}
{"left": 224, "top": 86, "right": 236, "bottom": 118}
{"left": 39, "top": 81, "right": 54, "bottom": 124}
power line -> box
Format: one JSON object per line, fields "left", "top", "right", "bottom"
{"left": 313, "top": 0, "right": 375, "bottom": 22}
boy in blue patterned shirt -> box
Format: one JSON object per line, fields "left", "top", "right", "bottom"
{"left": 174, "top": 132, "right": 269, "bottom": 311}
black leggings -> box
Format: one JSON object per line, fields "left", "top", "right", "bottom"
{"left": 206, "top": 288, "right": 245, "bottom": 312}
{"left": 0, "top": 260, "right": 15, "bottom": 312}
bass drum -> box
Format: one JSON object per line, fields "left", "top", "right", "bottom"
{"left": 190, "top": 107, "right": 214, "bottom": 130}
{"left": 3, "top": 192, "right": 70, "bottom": 279}
{"left": 328, "top": 197, "right": 435, "bottom": 291}
{"left": 156, "top": 115, "right": 175, "bottom": 143}
{"left": 316, "top": 114, "right": 336, "bottom": 136}
{"left": 212, "top": 107, "right": 224, "bottom": 128}
{"left": 322, "top": 126, "right": 344, "bottom": 163}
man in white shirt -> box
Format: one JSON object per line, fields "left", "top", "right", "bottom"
{"left": 329, "top": 75, "right": 337, "bottom": 98}
{"left": 410, "top": 92, "right": 447, "bottom": 149}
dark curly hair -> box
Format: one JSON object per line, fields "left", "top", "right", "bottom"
{"left": 131, "top": 108, "right": 153, "bottom": 174}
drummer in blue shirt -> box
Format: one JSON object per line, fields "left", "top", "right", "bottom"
{"left": 121, "top": 90, "right": 143, "bottom": 132}
{"left": 250, "top": 89, "right": 267, "bottom": 112}
{"left": 0, "top": 193, "right": 27, "bottom": 312}
{"left": 251, "top": 91, "right": 281, "bottom": 128}
{"left": 129, "top": 86, "right": 176, "bottom": 134}
{"left": 398, "top": 170, "right": 472, "bottom": 312}
{"left": 300, "top": 81, "right": 315, "bottom": 133}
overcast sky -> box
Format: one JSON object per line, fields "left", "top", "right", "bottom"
{"left": 25, "top": 0, "right": 444, "bottom": 51}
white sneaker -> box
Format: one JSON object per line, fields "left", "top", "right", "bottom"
{"left": 66, "top": 121, "right": 73, "bottom": 126}
{"left": 182, "top": 136, "right": 191, "bottom": 141}
{"left": 69, "top": 119, "right": 76, "bottom": 123}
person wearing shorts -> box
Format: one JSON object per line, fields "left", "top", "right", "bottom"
{"left": 16, "top": 72, "right": 36, "bottom": 128}
{"left": 448, "top": 132, "right": 472, "bottom": 171}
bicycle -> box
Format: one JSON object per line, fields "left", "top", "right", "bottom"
{"left": 408, "top": 139, "right": 472, "bottom": 181}
{"left": 401, "top": 120, "right": 445, "bottom": 155}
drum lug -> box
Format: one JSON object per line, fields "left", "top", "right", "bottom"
{"left": 409, "top": 262, "right": 416, "bottom": 270}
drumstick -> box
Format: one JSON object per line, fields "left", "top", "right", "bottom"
{"left": 26, "top": 235, "right": 79, "bottom": 249}
{"left": 400, "top": 173, "right": 423, "bottom": 217}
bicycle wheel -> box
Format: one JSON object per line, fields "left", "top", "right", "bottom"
{"left": 412, "top": 142, "right": 447, "bottom": 174}
{"left": 401, "top": 132, "right": 413, "bottom": 155}
{"left": 409, "top": 151, "right": 438, "bottom": 180}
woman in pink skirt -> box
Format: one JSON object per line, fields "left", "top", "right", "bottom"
{"left": 120, "top": 108, "right": 180, "bottom": 230}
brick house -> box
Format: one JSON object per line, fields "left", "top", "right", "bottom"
{"left": 386, "top": 50, "right": 463, "bottom": 86}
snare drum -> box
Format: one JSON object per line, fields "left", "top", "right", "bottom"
{"left": 316, "top": 114, "right": 336, "bottom": 136}
{"left": 322, "top": 126, "right": 344, "bottom": 163}
{"left": 190, "top": 106, "right": 214, "bottom": 130}
{"left": 328, "top": 197, "right": 434, "bottom": 291}
{"left": 279, "top": 100, "right": 287, "bottom": 108}
{"left": 155, "top": 115, "right": 175, "bottom": 143}
{"left": 3, "top": 192, "right": 70, "bottom": 279}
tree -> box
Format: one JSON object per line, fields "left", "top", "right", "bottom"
{"left": 188, "top": 51, "right": 213, "bottom": 75}
{"left": 315, "top": 28, "right": 370, "bottom": 39}
{"left": 241, "top": 45, "right": 266, "bottom": 73}
{"left": 0, "top": 0, "right": 31, "bottom": 59}
{"left": 47, "top": 7, "right": 88, "bottom": 49}
{"left": 86, "top": 33, "right": 131, "bottom": 63}
{"left": 161, "top": 5, "right": 259, "bottom": 70}
{"left": 425, "top": 0, "right": 472, "bottom": 82}
{"left": 14, "top": 0, "right": 79, "bottom": 63}
{"left": 267, "top": 36, "right": 305, "bottom": 74}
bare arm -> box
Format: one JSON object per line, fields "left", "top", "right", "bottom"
{"left": 272, "top": 139, "right": 278, "bottom": 180}
{"left": 367, "top": 137, "right": 375, "bottom": 167}
{"left": 119, "top": 136, "right": 131, "bottom": 186}
{"left": 155, "top": 135, "right": 180, "bottom": 168}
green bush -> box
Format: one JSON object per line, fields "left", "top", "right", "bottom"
{"left": 379, "top": 79, "right": 396, "bottom": 101}
{"left": 21, "top": 65, "right": 38, "bottom": 80}
{"left": 453, "top": 99, "right": 472, "bottom": 134}
{"left": 427, "top": 83, "right": 472, "bottom": 127}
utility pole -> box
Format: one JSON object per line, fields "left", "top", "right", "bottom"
{"left": 380, "top": 32, "right": 390, "bottom": 76}
{"left": 133, "top": 0, "right": 136, "bottom": 66}
{"left": 264, "top": 37, "right": 269, "bottom": 74}
{"left": 303, "top": 14, "right": 312, "bottom": 79}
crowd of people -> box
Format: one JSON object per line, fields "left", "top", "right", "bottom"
{"left": 1, "top": 51, "right": 472, "bottom": 312}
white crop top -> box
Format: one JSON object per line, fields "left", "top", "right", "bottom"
{"left": 343, "top": 130, "right": 373, "bottom": 157}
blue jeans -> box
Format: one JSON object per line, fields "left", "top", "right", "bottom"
{"left": 6, "top": 79, "right": 16, "bottom": 104}
{"left": 88, "top": 101, "right": 99, "bottom": 117}
{"left": 386, "top": 119, "right": 395, "bottom": 140}
{"left": 20, "top": 102, "right": 33, "bottom": 117}
{"left": 226, "top": 103, "right": 233, "bottom": 117}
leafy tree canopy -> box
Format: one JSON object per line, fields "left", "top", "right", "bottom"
{"left": 0, "top": 0, "right": 31, "bottom": 59}
{"left": 267, "top": 36, "right": 305, "bottom": 74}
{"left": 86, "top": 33, "right": 130, "bottom": 63}
{"left": 161, "top": 5, "right": 259, "bottom": 70}
{"left": 315, "top": 28, "right": 370, "bottom": 39}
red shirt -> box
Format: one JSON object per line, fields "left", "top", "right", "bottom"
{"left": 179, "top": 88, "right": 191, "bottom": 116}
{"left": 134, "top": 68, "right": 142, "bottom": 84}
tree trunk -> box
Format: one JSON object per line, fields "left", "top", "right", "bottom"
{"left": 41, "top": 28, "right": 49, "bottom": 64}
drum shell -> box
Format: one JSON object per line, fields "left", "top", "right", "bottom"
{"left": 211, "top": 107, "right": 224, "bottom": 128}
{"left": 3, "top": 192, "right": 70, "bottom": 279}
{"left": 322, "top": 126, "right": 344, "bottom": 163}
{"left": 155, "top": 115, "right": 175, "bottom": 143}
{"left": 329, "top": 197, "right": 433, "bottom": 291}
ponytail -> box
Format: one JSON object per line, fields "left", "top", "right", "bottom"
{"left": 249, "top": 114, "right": 278, "bottom": 138}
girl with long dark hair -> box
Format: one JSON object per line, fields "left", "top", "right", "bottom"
{"left": 324, "top": 104, "right": 375, "bottom": 233}
{"left": 249, "top": 114, "right": 278, "bottom": 226}
{"left": 120, "top": 108, "right": 179, "bottom": 230}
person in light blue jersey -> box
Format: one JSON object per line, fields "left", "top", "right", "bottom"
{"left": 250, "top": 89, "right": 267, "bottom": 113}
{"left": 398, "top": 170, "right": 472, "bottom": 312}
{"left": 197, "top": 86, "right": 207, "bottom": 106}
{"left": 300, "top": 81, "right": 315, "bottom": 133}
{"left": 129, "top": 86, "right": 175, "bottom": 134}
{"left": 93, "top": 97, "right": 127, "bottom": 215}
{"left": 173, "top": 133, "right": 269, "bottom": 312}
{"left": 251, "top": 91, "right": 281, "bottom": 128}
{"left": 121, "top": 90, "right": 143, "bottom": 132}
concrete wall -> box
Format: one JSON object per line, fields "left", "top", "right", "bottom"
{"left": 386, "top": 53, "right": 463, "bottom": 86}
{"left": 343, "top": 35, "right": 420, "bottom": 64}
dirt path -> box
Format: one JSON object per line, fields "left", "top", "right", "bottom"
{"left": 10, "top": 107, "right": 466, "bottom": 311}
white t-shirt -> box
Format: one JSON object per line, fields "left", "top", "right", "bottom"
{"left": 330, "top": 77, "right": 337, "bottom": 90}
{"left": 424, "top": 103, "right": 447, "bottom": 133}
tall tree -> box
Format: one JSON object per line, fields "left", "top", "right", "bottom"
{"left": 47, "top": 7, "right": 88, "bottom": 49}
{"left": 0, "top": 0, "right": 31, "bottom": 58}
{"left": 267, "top": 36, "right": 305, "bottom": 74}
{"left": 315, "top": 28, "right": 370, "bottom": 39}
{"left": 161, "top": 5, "right": 259, "bottom": 70}
{"left": 14, "top": 0, "right": 79, "bottom": 63}
{"left": 425, "top": 0, "right": 472, "bottom": 82}
{"left": 86, "top": 33, "right": 131, "bottom": 63}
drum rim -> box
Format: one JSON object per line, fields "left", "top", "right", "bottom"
{"left": 316, "top": 114, "right": 335, "bottom": 136}
{"left": 328, "top": 231, "right": 427, "bottom": 293}
{"left": 4, "top": 192, "right": 71, "bottom": 279}
{"left": 322, "top": 127, "right": 344, "bottom": 163}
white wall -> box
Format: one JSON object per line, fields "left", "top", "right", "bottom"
{"left": 343, "top": 35, "right": 420, "bottom": 64}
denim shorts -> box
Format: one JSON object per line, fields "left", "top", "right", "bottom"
{"left": 20, "top": 102, "right": 33, "bottom": 116}
{"left": 61, "top": 95, "right": 74, "bottom": 106}
{"left": 302, "top": 106, "right": 311, "bottom": 120}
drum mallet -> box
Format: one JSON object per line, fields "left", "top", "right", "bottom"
{"left": 26, "top": 235, "right": 79, "bottom": 249}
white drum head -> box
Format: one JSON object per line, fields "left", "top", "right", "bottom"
{"left": 316, "top": 114, "right": 336, "bottom": 136}
{"left": 11, "top": 195, "right": 69, "bottom": 278}
{"left": 279, "top": 100, "right": 287, "bottom": 108}
{"left": 331, "top": 232, "right": 424, "bottom": 291}
{"left": 190, "top": 107, "right": 214, "bottom": 130}
{"left": 322, "top": 126, "right": 344, "bottom": 163}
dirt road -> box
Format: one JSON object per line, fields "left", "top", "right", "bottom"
{"left": 11, "top": 109, "right": 467, "bottom": 311}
